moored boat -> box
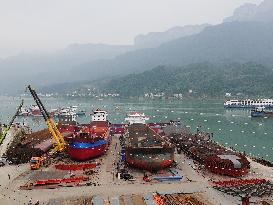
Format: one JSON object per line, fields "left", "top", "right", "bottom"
{"left": 29, "top": 105, "right": 43, "bottom": 117}
{"left": 224, "top": 99, "right": 273, "bottom": 108}
{"left": 18, "top": 107, "right": 30, "bottom": 116}
{"left": 251, "top": 106, "right": 273, "bottom": 117}
{"left": 125, "top": 112, "right": 149, "bottom": 124}
{"left": 19, "top": 105, "right": 85, "bottom": 117}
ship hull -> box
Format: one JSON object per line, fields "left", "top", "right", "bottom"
{"left": 225, "top": 105, "right": 273, "bottom": 109}
{"left": 126, "top": 158, "right": 173, "bottom": 171}
{"left": 64, "top": 121, "right": 111, "bottom": 161}
{"left": 125, "top": 147, "right": 175, "bottom": 171}
{"left": 66, "top": 140, "right": 108, "bottom": 161}
{"left": 124, "top": 123, "right": 175, "bottom": 171}
{"left": 169, "top": 132, "right": 250, "bottom": 177}
{"left": 251, "top": 111, "right": 273, "bottom": 117}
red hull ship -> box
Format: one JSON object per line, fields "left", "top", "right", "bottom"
{"left": 168, "top": 129, "right": 250, "bottom": 177}
{"left": 59, "top": 109, "right": 110, "bottom": 161}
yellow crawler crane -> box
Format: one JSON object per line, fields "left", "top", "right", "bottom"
{"left": 27, "top": 85, "right": 65, "bottom": 153}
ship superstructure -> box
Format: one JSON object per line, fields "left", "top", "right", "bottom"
{"left": 251, "top": 106, "right": 273, "bottom": 117}
{"left": 125, "top": 112, "right": 149, "bottom": 124}
{"left": 224, "top": 99, "right": 273, "bottom": 108}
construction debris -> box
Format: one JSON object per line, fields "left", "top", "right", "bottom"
{"left": 213, "top": 179, "right": 273, "bottom": 198}
{"left": 153, "top": 193, "right": 206, "bottom": 205}
{"left": 6, "top": 128, "right": 52, "bottom": 164}
{"left": 48, "top": 197, "right": 93, "bottom": 205}
{"left": 213, "top": 178, "right": 266, "bottom": 186}
{"left": 252, "top": 157, "right": 273, "bottom": 167}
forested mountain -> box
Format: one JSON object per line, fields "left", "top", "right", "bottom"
{"left": 102, "top": 62, "right": 273, "bottom": 97}
{"left": 2, "top": 0, "right": 273, "bottom": 95}
{"left": 70, "top": 21, "right": 273, "bottom": 82}
{"left": 0, "top": 24, "right": 210, "bottom": 95}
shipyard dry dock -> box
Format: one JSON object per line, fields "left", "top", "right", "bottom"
{"left": 0, "top": 132, "right": 273, "bottom": 205}
{"left": 1, "top": 130, "right": 273, "bottom": 205}
{"left": 0, "top": 135, "right": 217, "bottom": 205}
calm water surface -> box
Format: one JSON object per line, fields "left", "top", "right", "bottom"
{"left": 0, "top": 96, "right": 272, "bottom": 162}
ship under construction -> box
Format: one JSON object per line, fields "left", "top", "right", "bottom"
{"left": 124, "top": 123, "right": 175, "bottom": 171}
{"left": 168, "top": 130, "right": 250, "bottom": 177}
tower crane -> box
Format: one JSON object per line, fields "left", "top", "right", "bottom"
{"left": 27, "top": 85, "right": 65, "bottom": 153}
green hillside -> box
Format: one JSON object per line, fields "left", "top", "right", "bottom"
{"left": 103, "top": 62, "right": 273, "bottom": 98}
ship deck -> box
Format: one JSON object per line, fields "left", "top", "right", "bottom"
{"left": 125, "top": 123, "right": 170, "bottom": 148}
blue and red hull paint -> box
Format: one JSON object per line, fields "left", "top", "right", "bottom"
{"left": 60, "top": 121, "right": 111, "bottom": 161}
{"left": 66, "top": 139, "right": 109, "bottom": 161}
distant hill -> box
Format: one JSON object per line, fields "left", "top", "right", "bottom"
{"left": 102, "top": 62, "right": 273, "bottom": 98}
{"left": 69, "top": 21, "right": 273, "bottom": 83}
{"left": 224, "top": 0, "right": 273, "bottom": 23}
{"left": 134, "top": 24, "right": 209, "bottom": 49}
{"left": 0, "top": 44, "right": 134, "bottom": 94}
{"left": 70, "top": 0, "right": 273, "bottom": 82}
{"left": 42, "top": 19, "right": 273, "bottom": 94}
{"left": 0, "top": 25, "right": 208, "bottom": 94}
{"left": 3, "top": 0, "right": 273, "bottom": 95}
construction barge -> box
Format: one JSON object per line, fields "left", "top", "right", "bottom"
{"left": 167, "top": 129, "right": 250, "bottom": 177}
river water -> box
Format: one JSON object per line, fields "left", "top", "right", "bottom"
{"left": 0, "top": 96, "right": 272, "bottom": 162}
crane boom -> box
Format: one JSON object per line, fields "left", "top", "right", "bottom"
{"left": 0, "top": 99, "right": 24, "bottom": 144}
{"left": 27, "top": 85, "right": 65, "bottom": 152}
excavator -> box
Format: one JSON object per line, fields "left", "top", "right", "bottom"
{"left": 27, "top": 85, "right": 66, "bottom": 169}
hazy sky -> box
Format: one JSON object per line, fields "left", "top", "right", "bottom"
{"left": 0, "top": 0, "right": 263, "bottom": 58}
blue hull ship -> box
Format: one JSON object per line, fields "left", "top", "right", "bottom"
{"left": 251, "top": 107, "right": 273, "bottom": 117}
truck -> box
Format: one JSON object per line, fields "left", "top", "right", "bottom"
{"left": 30, "top": 156, "right": 46, "bottom": 170}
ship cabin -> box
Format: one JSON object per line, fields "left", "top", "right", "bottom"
{"left": 91, "top": 109, "right": 108, "bottom": 122}
{"left": 125, "top": 112, "right": 149, "bottom": 124}
{"left": 225, "top": 99, "right": 273, "bottom": 106}
{"left": 58, "top": 114, "right": 77, "bottom": 125}
{"left": 252, "top": 106, "right": 265, "bottom": 112}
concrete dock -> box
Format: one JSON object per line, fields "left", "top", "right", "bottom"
{"left": 0, "top": 135, "right": 273, "bottom": 205}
